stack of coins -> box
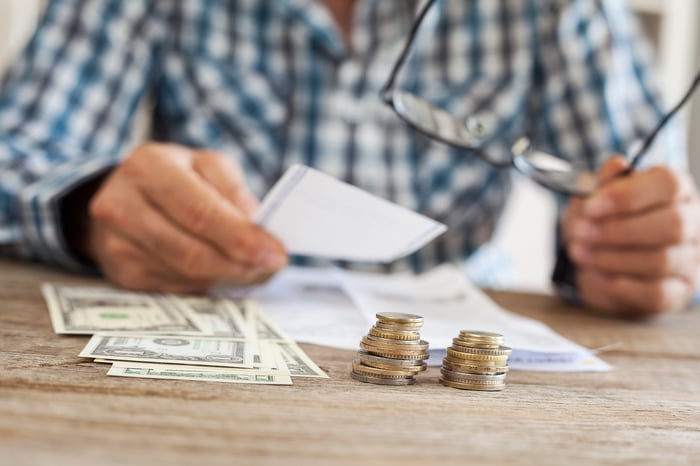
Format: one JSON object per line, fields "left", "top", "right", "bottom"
{"left": 351, "top": 312, "right": 429, "bottom": 386}
{"left": 439, "top": 330, "right": 511, "bottom": 391}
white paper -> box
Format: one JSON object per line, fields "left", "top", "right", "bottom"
{"left": 240, "top": 266, "right": 611, "bottom": 372}
{"left": 254, "top": 164, "right": 447, "bottom": 262}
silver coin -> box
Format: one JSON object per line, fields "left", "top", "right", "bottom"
{"left": 351, "top": 370, "right": 417, "bottom": 385}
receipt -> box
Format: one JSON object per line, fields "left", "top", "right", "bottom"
{"left": 254, "top": 164, "right": 446, "bottom": 262}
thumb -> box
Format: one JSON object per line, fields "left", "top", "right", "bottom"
{"left": 597, "top": 155, "right": 630, "bottom": 185}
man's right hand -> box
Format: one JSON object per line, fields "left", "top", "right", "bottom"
{"left": 85, "top": 143, "right": 287, "bottom": 293}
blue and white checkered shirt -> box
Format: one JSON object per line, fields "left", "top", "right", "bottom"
{"left": 0, "top": 0, "right": 684, "bottom": 279}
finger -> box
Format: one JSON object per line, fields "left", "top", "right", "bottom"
{"left": 95, "top": 232, "right": 214, "bottom": 293}
{"left": 561, "top": 197, "right": 584, "bottom": 243}
{"left": 597, "top": 155, "right": 629, "bottom": 184}
{"left": 568, "top": 201, "right": 700, "bottom": 247}
{"left": 584, "top": 166, "right": 696, "bottom": 219}
{"left": 192, "top": 151, "right": 259, "bottom": 218}
{"left": 577, "top": 269, "right": 693, "bottom": 318}
{"left": 93, "top": 180, "right": 271, "bottom": 282}
{"left": 568, "top": 242, "right": 700, "bottom": 279}
{"left": 124, "top": 146, "right": 286, "bottom": 269}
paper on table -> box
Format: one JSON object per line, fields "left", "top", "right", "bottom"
{"left": 333, "top": 265, "right": 611, "bottom": 372}
{"left": 243, "top": 266, "right": 611, "bottom": 372}
{"left": 254, "top": 164, "right": 446, "bottom": 262}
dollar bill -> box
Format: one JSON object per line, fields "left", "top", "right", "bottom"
{"left": 240, "top": 300, "right": 289, "bottom": 341}
{"left": 274, "top": 341, "right": 328, "bottom": 378}
{"left": 170, "top": 296, "right": 250, "bottom": 338}
{"left": 106, "top": 361, "right": 292, "bottom": 385}
{"left": 42, "top": 284, "right": 202, "bottom": 335}
{"left": 80, "top": 334, "right": 254, "bottom": 368}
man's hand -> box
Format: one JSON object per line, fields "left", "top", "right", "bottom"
{"left": 85, "top": 143, "right": 287, "bottom": 293}
{"left": 562, "top": 156, "right": 700, "bottom": 318}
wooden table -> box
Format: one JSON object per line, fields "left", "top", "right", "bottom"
{"left": 1, "top": 258, "right": 699, "bottom": 466}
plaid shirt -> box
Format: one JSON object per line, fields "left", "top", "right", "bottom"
{"left": 0, "top": 0, "right": 684, "bottom": 279}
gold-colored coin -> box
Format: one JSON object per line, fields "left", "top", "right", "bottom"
{"left": 442, "top": 355, "right": 504, "bottom": 367}
{"left": 442, "top": 359, "right": 508, "bottom": 374}
{"left": 351, "top": 371, "right": 416, "bottom": 386}
{"left": 357, "top": 350, "right": 425, "bottom": 367}
{"left": 375, "top": 312, "right": 424, "bottom": 325}
{"left": 361, "top": 346, "right": 430, "bottom": 360}
{"left": 352, "top": 360, "right": 417, "bottom": 377}
{"left": 446, "top": 347, "right": 509, "bottom": 363}
{"left": 449, "top": 343, "right": 512, "bottom": 357}
{"left": 361, "top": 336, "right": 429, "bottom": 352}
{"left": 458, "top": 330, "right": 504, "bottom": 341}
{"left": 453, "top": 337, "right": 500, "bottom": 349}
{"left": 439, "top": 378, "right": 505, "bottom": 391}
{"left": 365, "top": 335, "right": 429, "bottom": 348}
{"left": 357, "top": 351, "right": 428, "bottom": 373}
{"left": 361, "top": 357, "right": 427, "bottom": 373}
{"left": 456, "top": 331, "right": 503, "bottom": 349}
{"left": 368, "top": 327, "right": 421, "bottom": 341}
{"left": 374, "top": 322, "right": 423, "bottom": 333}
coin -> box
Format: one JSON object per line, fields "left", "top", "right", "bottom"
{"left": 439, "top": 378, "right": 505, "bottom": 391}
{"left": 441, "top": 359, "right": 508, "bottom": 374}
{"left": 440, "top": 368, "right": 507, "bottom": 384}
{"left": 365, "top": 335, "right": 429, "bottom": 348}
{"left": 446, "top": 347, "right": 509, "bottom": 363}
{"left": 376, "top": 312, "right": 424, "bottom": 325}
{"left": 449, "top": 343, "right": 512, "bottom": 357}
{"left": 368, "top": 327, "right": 421, "bottom": 341}
{"left": 358, "top": 351, "right": 427, "bottom": 371}
{"left": 351, "top": 371, "right": 417, "bottom": 386}
{"left": 352, "top": 360, "right": 417, "bottom": 377}
{"left": 361, "top": 347, "right": 430, "bottom": 360}
{"left": 456, "top": 331, "right": 504, "bottom": 349}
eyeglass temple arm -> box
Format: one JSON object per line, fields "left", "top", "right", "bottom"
{"left": 380, "top": 0, "right": 438, "bottom": 103}
{"left": 626, "top": 68, "right": 700, "bottom": 174}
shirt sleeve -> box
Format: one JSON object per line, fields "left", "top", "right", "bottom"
{"left": 0, "top": 0, "right": 167, "bottom": 270}
{"left": 531, "top": 0, "right": 687, "bottom": 299}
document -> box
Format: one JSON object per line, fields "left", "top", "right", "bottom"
{"left": 245, "top": 266, "right": 611, "bottom": 372}
{"left": 254, "top": 164, "right": 446, "bottom": 262}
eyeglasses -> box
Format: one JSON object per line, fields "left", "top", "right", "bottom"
{"left": 381, "top": 0, "right": 700, "bottom": 196}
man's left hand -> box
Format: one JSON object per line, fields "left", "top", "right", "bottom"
{"left": 562, "top": 156, "right": 700, "bottom": 318}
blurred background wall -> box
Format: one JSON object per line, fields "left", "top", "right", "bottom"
{"left": 0, "top": 0, "right": 697, "bottom": 292}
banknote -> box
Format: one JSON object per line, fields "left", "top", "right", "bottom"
{"left": 275, "top": 341, "right": 328, "bottom": 378}
{"left": 107, "top": 361, "right": 293, "bottom": 385}
{"left": 80, "top": 334, "right": 254, "bottom": 368}
{"left": 240, "top": 300, "right": 289, "bottom": 341}
{"left": 170, "top": 296, "right": 250, "bottom": 338}
{"left": 42, "top": 284, "right": 202, "bottom": 335}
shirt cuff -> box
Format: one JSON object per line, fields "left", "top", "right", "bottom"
{"left": 18, "top": 157, "right": 117, "bottom": 272}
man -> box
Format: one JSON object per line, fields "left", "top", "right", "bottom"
{"left": 0, "top": 0, "right": 698, "bottom": 319}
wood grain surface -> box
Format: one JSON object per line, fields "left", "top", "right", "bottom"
{"left": 1, "top": 258, "right": 699, "bottom": 466}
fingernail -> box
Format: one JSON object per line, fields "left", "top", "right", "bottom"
{"left": 569, "top": 244, "right": 590, "bottom": 263}
{"left": 584, "top": 196, "right": 614, "bottom": 217}
{"left": 259, "top": 250, "right": 287, "bottom": 269}
{"left": 574, "top": 220, "right": 599, "bottom": 240}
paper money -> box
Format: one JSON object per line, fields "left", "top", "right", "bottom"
{"left": 275, "top": 341, "right": 328, "bottom": 378}
{"left": 171, "top": 296, "right": 250, "bottom": 338}
{"left": 240, "top": 300, "right": 289, "bottom": 341}
{"left": 80, "top": 334, "right": 254, "bottom": 368}
{"left": 42, "top": 284, "right": 202, "bottom": 335}
{"left": 106, "top": 362, "right": 293, "bottom": 385}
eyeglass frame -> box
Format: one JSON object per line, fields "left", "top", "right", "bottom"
{"left": 380, "top": 0, "right": 700, "bottom": 196}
